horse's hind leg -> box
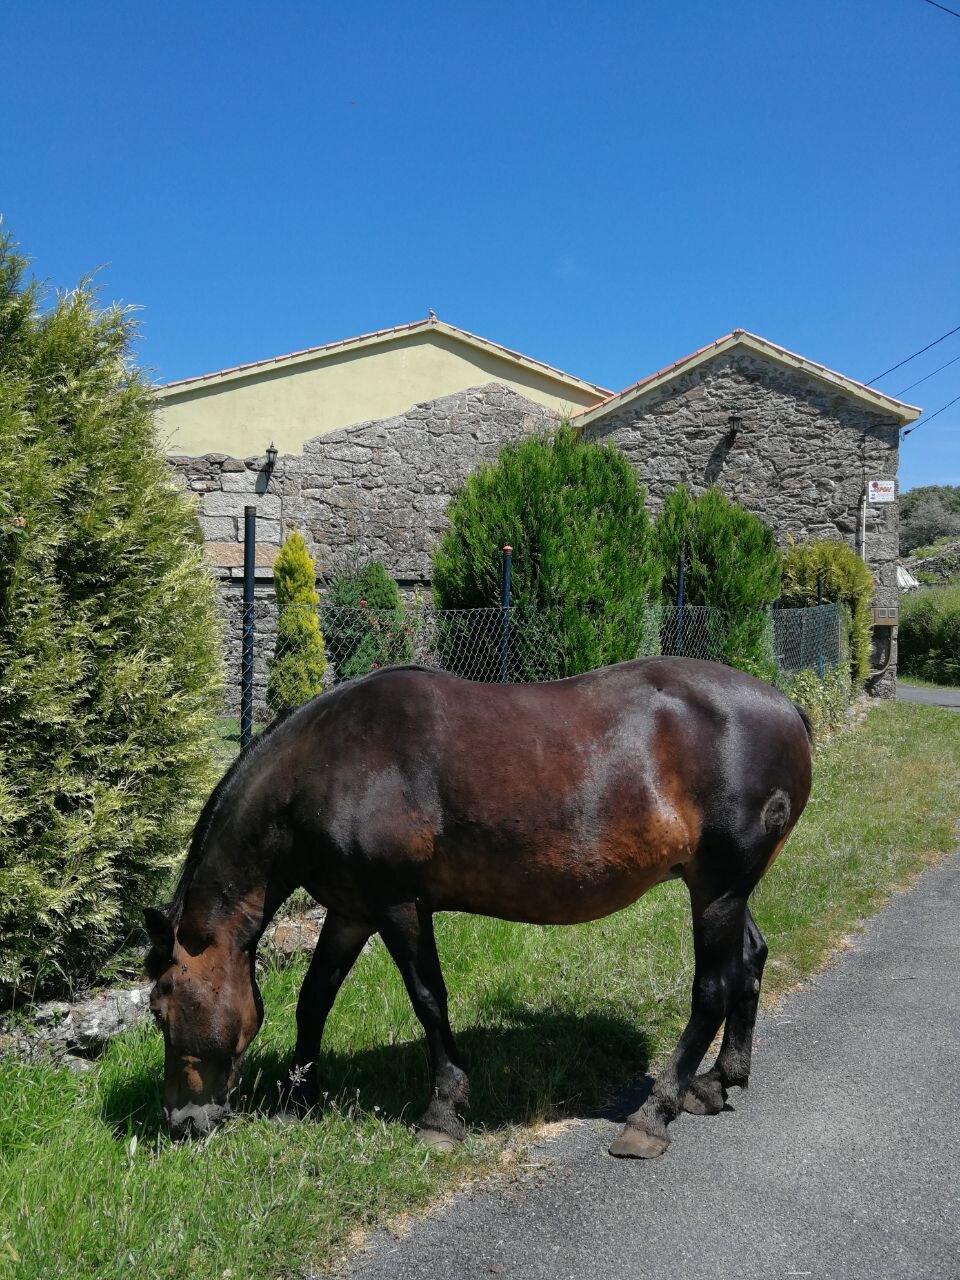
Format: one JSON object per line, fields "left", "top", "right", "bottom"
{"left": 684, "top": 906, "right": 768, "bottom": 1115}
{"left": 288, "top": 910, "right": 374, "bottom": 1110}
{"left": 378, "top": 901, "right": 469, "bottom": 1153}
{"left": 610, "top": 891, "right": 747, "bottom": 1159}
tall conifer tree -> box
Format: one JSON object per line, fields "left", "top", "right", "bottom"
{"left": 0, "top": 230, "right": 223, "bottom": 992}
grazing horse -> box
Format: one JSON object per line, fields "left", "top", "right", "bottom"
{"left": 145, "top": 658, "right": 812, "bottom": 1158}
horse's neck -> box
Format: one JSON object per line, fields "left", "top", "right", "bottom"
{"left": 178, "top": 839, "right": 291, "bottom": 952}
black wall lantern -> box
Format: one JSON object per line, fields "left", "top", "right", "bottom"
{"left": 726, "top": 413, "right": 742, "bottom": 445}
{"left": 265, "top": 441, "right": 278, "bottom": 471}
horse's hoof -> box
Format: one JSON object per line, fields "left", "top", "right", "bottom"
{"left": 683, "top": 1072, "right": 727, "bottom": 1116}
{"left": 417, "top": 1128, "right": 461, "bottom": 1154}
{"left": 609, "top": 1121, "right": 670, "bottom": 1159}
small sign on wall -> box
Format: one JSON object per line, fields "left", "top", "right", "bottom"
{"left": 867, "top": 479, "right": 896, "bottom": 503}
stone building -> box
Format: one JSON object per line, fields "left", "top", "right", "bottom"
{"left": 168, "top": 329, "right": 920, "bottom": 703}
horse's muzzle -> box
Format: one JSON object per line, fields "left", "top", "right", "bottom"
{"left": 166, "top": 1100, "right": 231, "bottom": 1140}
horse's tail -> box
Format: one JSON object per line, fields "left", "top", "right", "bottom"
{"left": 793, "top": 702, "right": 814, "bottom": 744}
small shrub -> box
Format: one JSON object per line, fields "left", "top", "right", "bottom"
{"left": 653, "top": 485, "right": 781, "bottom": 679}
{"left": 267, "top": 533, "right": 326, "bottom": 717}
{"left": 784, "top": 665, "right": 853, "bottom": 740}
{"left": 780, "top": 537, "right": 873, "bottom": 682}
{"left": 898, "top": 586, "right": 960, "bottom": 686}
{"left": 324, "top": 561, "right": 413, "bottom": 680}
{"left": 433, "top": 424, "right": 662, "bottom": 679}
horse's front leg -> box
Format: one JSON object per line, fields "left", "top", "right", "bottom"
{"left": 378, "top": 901, "right": 469, "bottom": 1152}
{"left": 610, "top": 891, "right": 747, "bottom": 1158}
{"left": 288, "top": 910, "right": 373, "bottom": 1110}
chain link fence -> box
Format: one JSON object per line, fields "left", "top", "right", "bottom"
{"left": 247, "top": 599, "right": 843, "bottom": 726}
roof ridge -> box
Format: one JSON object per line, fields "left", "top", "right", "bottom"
{"left": 160, "top": 318, "right": 612, "bottom": 397}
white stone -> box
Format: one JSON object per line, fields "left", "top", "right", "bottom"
{"left": 204, "top": 491, "right": 281, "bottom": 519}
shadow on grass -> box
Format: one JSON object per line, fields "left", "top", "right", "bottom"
{"left": 99, "top": 1002, "right": 653, "bottom": 1142}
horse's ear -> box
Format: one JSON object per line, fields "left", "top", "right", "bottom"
{"left": 143, "top": 907, "right": 175, "bottom": 958}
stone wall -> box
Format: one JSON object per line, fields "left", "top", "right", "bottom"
{"left": 586, "top": 350, "right": 901, "bottom": 694}
{"left": 287, "top": 384, "right": 553, "bottom": 579}
{"left": 169, "top": 452, "right": 285, "bottom": 716}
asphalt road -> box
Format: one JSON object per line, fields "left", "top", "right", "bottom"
{"left": 898, "top": 683, "right": 960, "bottom": 711}
{"left": 341, "top": 852, "right": 960, "bottom": 1280}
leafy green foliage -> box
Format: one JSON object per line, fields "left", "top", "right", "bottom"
{"left": 652, "top": 486, "right": 781, "bottom": 678}
{"left": 900, "top": 485, "right": 960, "bottom": 555}
{"left": 898, "top": 585, "right": 960, "bottom": 686}
{"left": 780, "top": 537, "right": 874, "bottom": 682}
{"left": 0, "top": 230, "right": 223, "bottom": 993}
{"left": 782, "top": 665, "right": 853, "bottom": 739}
{"left": 266, "top": 533, "right": 326, "bottom": 717}
{"left": 324, "top": 561, "right": 414, "bottom": 680}
{"left": 432, "top": 425, "right": 662, "bottom": 679}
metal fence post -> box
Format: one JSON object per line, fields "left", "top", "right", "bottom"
{"left": 499, "top": 545, "right": 513, "bottom": 682}
{"left": 676, "top": 553, "right": 686, "bottom": 656}
{"left": 240, "top": 505, "right": 256, "bottom": 749}
{"left": 816, "top": 572, "right": 825, "bottom": 678}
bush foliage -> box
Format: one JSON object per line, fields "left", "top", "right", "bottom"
{"left": 780, "top": 537, "right": 873, "bottom": 682}
{"left": 325, "top": 560, "right": 414, "bottom": 680}
{"left": 267, "top": 533, "right": 327, "bottom": 717}
{"left": 652, "top": 485, "right": 781, "bottom": 678}
{"left": 0, "top": 231, "right": 223, "bottom": 993}
{"left": 432, "top": 425, "right": 662, "bottom": 678}
{"left": 898, "top": 585, "right": 960, "bottom": 686}
{"left": 900, "top": 485, "right": 960, "bottom": 555}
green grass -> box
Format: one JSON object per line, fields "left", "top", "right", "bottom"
{"left": 898, "top": 676, "right": 960, "bottom": 691}
{"left": 2, "top": 701, "right": 960, "bottom": 1279}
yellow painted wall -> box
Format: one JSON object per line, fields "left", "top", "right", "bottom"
{"left": 158, "top": 330, "right": 604, "bottom": 457}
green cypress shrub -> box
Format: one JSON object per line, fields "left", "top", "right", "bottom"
{"left": 432, "top": 424, "right": 662, "bottom": 679}
{"left": 324, "top": 561, "right": 413, "bottom": 680}
{"left": 267, "top": 533, "right": 327, "bottom": 716}
{"left": 653, "top": 485, "right": 781, "bottom": 679}
{"left": 0, "top": 231, "right": 223, "bottom": 994}
{"left": 780, "top": 537, "right": 874, "bottom": 682}
{"left": 897, "top": 585, "right": 960, "bottom": 685}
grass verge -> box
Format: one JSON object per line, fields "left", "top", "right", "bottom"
{"left": 2, "top": 701, "right": 959, "bottom": 1279}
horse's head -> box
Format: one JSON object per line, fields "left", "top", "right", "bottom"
{"left": 143, "top": 906, "right": 263, "bottom": 1139}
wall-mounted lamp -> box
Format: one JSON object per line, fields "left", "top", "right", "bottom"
{"left": 265, "top": 441, "right": 278, "bottom": 471}
{"left": 726, "top": 413, "right": 743, "bottom": 445}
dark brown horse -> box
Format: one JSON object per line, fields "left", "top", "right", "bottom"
{"left": 145, "top": 658, "right": 812, "bottom": 1158}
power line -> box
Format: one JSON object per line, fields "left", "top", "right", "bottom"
{"left": 902, "top": 391, "right": 960, "bottom": 437}
{"left": 921, "top": 0, "right": 960, "bottom": 18}
{"left": 895, "top": 350, "right": 960, "bottom": 396}
{"left": 867, "top": 322, "right": 960, "bottom": 385}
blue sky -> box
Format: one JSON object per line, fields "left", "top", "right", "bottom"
{"left": 3, "top": 0, "right": 958, "bottom": 490}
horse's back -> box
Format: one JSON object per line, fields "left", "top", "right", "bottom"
{"left": 279, "top": 660, "right": 811, "bottom": 924}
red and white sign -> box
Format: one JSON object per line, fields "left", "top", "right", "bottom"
{"left": 867, "top": 479, "right": 896, "bottom": 504}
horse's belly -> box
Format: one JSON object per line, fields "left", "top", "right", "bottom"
{"left": 430, "top": 836, "right": 688, "bottom": 925}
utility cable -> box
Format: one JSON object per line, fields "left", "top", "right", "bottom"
{"left": 867, "top": 322, "right": 960, "bottom": 385}
{"left": 902, "top": 391, "right": 960, "bottom": 437}
{"left": 895, "top": 350, "right": 960, "bottom": 397}
{"left": 921, "top": 0, "right": 960, "bottom": 18}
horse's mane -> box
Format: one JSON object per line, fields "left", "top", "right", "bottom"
{"left": 161, "top": 666, "right": 438, "bottom": 934}
{"left": 166, "top": 709, "right": 295, "bottom": 928}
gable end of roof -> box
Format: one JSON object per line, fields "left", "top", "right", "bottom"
{"left": 573, "top": 330, "right": 921, "bottom": 428}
